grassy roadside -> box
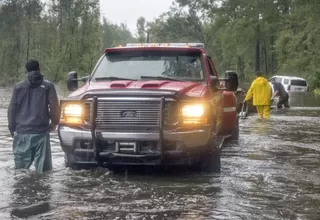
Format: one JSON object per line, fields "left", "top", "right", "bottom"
{"left": 55, "top": 81, "right": 71, "bottom": 98}
{"left": 314, "top": 88, "right": 320, "bottom": 97}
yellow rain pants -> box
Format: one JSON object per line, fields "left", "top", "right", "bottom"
{"left": 245, "top": 76, "right": 272, "bottom": 119}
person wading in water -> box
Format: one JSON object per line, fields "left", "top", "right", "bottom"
{"left": 270, "top": 78, "right": 290, "bottom": 109}
{"left": 7, "top": 59, "right": 60, "bottom": 173}
{"left": 243, "top": 71, "right": 273, "bottom": 119}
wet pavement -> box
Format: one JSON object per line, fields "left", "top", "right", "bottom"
{"left": 0, "top": 87, "right": 320, "bottom": 220}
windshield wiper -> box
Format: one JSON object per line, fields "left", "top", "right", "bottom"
{"left": 94, "top": 77, "right": 135, "bottom": 81}
{"left": 140, "top": 76, "right": 184, "bottom": 81}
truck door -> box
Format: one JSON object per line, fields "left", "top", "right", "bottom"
{"left": 206, "top": 56, "right": 223, "bottom": 135}
{"left": 207, "top": 58, "right": 237, "bottom": 136}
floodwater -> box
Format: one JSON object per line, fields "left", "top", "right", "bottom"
{"left": 0, "top": 87, "right": 320, "bottom": 220}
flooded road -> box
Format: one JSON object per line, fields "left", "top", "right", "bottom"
{"left": 0, "top": 87, "right": 320, "bottom": 220}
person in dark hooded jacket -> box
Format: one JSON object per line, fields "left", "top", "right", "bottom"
{"left": 270, "top": 78, "right": 290, "bottom": 109}
{"left": 7, "top": 59, "right": 60, "bottom": 173}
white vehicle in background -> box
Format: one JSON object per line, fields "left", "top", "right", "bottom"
{"left": 268, "top": 75, "right": 309, "bottom": 93}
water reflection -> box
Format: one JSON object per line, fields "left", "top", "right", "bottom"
{"left": 0, "top": 87, "right": 320, "bottom": 219}
{"left": 247, "top": 119, "right": 272, "bottom": 136}
{"left": 289, "top": 92, "right": 320, "bottom": 107}
{"left": 10, "top": 171, "right": 52, "bottom": 218}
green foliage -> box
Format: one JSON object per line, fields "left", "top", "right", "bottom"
{"left": 136, "top": 17, "right": 146, "bottom": 43}
{"left": 102, "top": 18, "right": 136, "bottom": 48}
{"left": 1, "top": 0, "right": 319, "bottom": 90}
{"left": 0, "top": 0, "right": 135, "bottom": 85}
{"left": 145, "top": 0, "right": 320, "bottom": 89}
{"left": 146, "top": 3, "right": 204, "bottom": 43}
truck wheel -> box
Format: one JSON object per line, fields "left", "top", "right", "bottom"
{"left": 64, "top": 154, "right": 79, "bottom": 170}
{"left": 231, "top": 117, "right": 239, "bottom": 140}
{"left": 65, "top": 160, "right": 77, "bottom": 169}
{"left": 201, "top": 142, "right": 221, "bottom": 173}
{"left": 65, "top": 162, "right": 78, "bottom": 169}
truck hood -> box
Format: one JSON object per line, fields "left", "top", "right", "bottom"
{"left": 69, "top": 80, "right": 209, "bottom": 98}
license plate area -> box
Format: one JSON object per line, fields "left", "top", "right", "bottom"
{"left": 115, "top": 142, "right": 137, "bottom": 154}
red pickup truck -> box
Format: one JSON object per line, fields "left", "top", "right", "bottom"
{"left": 58, "top": 43, "right": 239, "bottom": 173}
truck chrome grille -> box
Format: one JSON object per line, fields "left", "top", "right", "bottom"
{"left": 96, "top": 100, "right": 161, "bottom": 130}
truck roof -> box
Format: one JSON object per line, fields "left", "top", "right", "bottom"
{"left": 126, "top": 43, "right": 204, "bottom": 48}
{"left": 104, "top": 42, "right": 208, "bottom": 54}
{"left": 272, "top": 75, "right": 307, "bottom": 81}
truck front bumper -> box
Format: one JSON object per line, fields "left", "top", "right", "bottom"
{"left": 58, "top": 125, "right": 212, "bottom": 166}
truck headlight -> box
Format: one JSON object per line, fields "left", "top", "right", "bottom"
{"left": 60, "top": 103, "right": 84, "bottom": 124}
{"left": 181, "top": 104, "right": 208, "bottom": 124}
{"left": 182, "top": 104, "right": 204, "bottom": 117}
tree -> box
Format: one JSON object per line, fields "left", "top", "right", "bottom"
{"left": 0, "top": 0, "right": 103, "bottom": 85}
{"left": 1, "top": 0, "right": 319, "bottom": 89}
{"left": 102, "top": 18, "right": 136, "bottom": 48}
{"left": 146, "top": 0, "right": 320, "bottom": 88}
{"left": 136, "top": 16, "right": 146, "bottom": 43}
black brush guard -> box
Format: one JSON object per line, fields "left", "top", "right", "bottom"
{"left": 90, "top": 96, "right": 165, "bottom": 166}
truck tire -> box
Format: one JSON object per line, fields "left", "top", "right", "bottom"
{"left": 231, "top": 117, "right": 239, "bottom": 140}
{"left": 65, "top": 162, "right": 78, "bottom": 169}
{"left": 201, "top": 140, "right": 221, "bottom": 173}
{"left": 65, "top": 159, "right": 76, "bottom": 169}
{"left": 64, "top": 153, "right": 80, "bottom": 170}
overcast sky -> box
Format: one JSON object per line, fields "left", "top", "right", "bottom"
{"left": 99, "top": 0, "right": 173, "bottom": 36}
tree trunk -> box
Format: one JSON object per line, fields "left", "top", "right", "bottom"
{"left": 270, "top": 35, "right": 276, "bottom": 74}
{"left": 255, "top": 39, "right": 260, "bottom": 72}
{"left": 263, "top": 40, "right": 268, "bottom": 75}
{"left": 26, "top": 29, "right": 30, "bottom": 60}
{"left": 1, "top": 49, "right": 6, "bottom": 74}
{"left": 238, "top": 56, "right": 245, "bottom": 80}
{"left": 26, "top": 0, "right": 31, "bottom": 61}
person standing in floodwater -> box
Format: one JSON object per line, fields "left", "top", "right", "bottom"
{"left": 243, "top": 71, "right": 272, "bottom": 119}
{"left": 270, "top": 78, "right": 290, "bottom": 109}
{"left": 7, "top": 59, "right": 60, "bottom": 173}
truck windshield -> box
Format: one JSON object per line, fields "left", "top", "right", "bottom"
{"left": 92, "top": 50, "right": 204, "bottom": 81}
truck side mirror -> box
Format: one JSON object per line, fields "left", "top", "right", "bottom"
{"left": 81, "top": 75, "right": 90, "bottom": 83}
{"left": 209, "top": 75, "right": 219, "bottom": 92}
{"left": 67, "top": 71, "right": 78, "bottom": 91}
{"left": 225, "top": 70, "right": 239, "bottom": 91}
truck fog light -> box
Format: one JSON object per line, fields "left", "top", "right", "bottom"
{"left": 183, "top": 118, "right": 208, "bottom": 124}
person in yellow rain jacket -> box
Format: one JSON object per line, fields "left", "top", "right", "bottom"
{"left": 243, "top": 71, "right": 272, "bottom": 119}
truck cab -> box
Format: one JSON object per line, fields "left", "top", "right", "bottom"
{"left": 58, "top": 43, "right": 239, "bottom": 172}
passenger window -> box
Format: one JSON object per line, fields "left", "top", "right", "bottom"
{"left": 283, "top": 79, "right": 289, "bottom": 84}
{"left": 274, "top": 77, "right": 282, "bottom": 83}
